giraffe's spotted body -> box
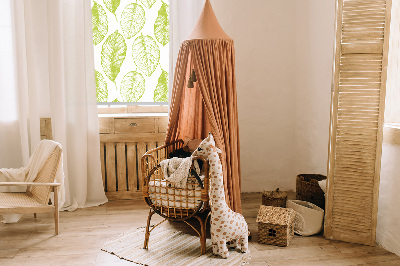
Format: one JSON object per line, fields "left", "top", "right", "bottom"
{"left": 192, "top": 134, "right": 248, "bottom": 258}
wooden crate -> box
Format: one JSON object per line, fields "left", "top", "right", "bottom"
{"left": 99, "top": 115, "right": 168, "bottom": 200}
{"left": 40, "top": 116, "right": 169, "bottom": 200}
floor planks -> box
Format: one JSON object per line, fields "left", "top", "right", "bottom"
{"left": 1, "top": 192, "right": 399, "bottom": 265}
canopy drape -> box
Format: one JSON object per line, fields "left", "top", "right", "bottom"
{"left": 166, "top": 39, "right": 241, "bottom": 213}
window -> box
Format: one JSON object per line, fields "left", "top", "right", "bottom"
{"left": 92, "top": 0, "right": 169, "bottom": 104}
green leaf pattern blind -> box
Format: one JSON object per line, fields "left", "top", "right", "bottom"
{"left": 92, "top": 0, "right": 169, "bottom": 103}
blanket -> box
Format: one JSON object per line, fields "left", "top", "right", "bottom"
{"left": 159, "top": 157, "right": 200, "bottom": 188}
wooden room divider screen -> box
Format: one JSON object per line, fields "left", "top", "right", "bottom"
{"left": 325, "top": 0, "right": 392, "bottom": 245}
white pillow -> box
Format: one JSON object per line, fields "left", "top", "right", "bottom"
{"left": 318, "top": 179, "right": 327, "bottom": 194}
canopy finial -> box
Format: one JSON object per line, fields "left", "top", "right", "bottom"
{"left": 188, "top": 0, "right": 231, "bottom": 40}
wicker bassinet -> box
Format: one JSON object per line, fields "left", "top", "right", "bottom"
{"left": 141, "top": 140, "right": 210, "bottom": 254}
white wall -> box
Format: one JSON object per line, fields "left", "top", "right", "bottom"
{"left": 377, "top": 2, "right": 400, "bottom": 256}
{"left": 212, "top": 1, "right": 400, "bottom": 254}
{"left": 294, "top": 1, "right": 335, "bottom": 178}
{"left": 377, "top": 142, "right": 400, "bottom": 256}
{"left": 211, "top": 0, "right": 335, "bottom": 192}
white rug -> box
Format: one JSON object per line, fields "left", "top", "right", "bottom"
{"left": 102, "top": 226, "right": 250, "bottom": 265}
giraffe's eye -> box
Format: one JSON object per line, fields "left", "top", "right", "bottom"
{"left": 197, "top": 147, "right": 203, "bottom": 151}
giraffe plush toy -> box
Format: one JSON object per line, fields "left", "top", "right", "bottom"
{"left": 192, "top": 133, "right": 248, "bottom": 258}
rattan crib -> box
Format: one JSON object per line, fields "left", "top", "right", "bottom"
{"left": 141, "top": 140, "right": 210, "bottom": 254}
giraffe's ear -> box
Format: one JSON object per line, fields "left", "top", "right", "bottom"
{"left": 211, "top": 144, "right": 222, "bottom": 154}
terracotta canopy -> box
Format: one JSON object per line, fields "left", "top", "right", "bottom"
{"left": 166, "top": 0, "right": 242, "bottom": 212}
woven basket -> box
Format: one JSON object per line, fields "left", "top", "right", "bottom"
{"left": 262, "top": 188, "right": 287, "bottom": 208}
{"left": 258, "top": 223, "right": 294, "bottom": 247}
{"left": 296, "top": 174, "right": 326, "bottom": 209}
{"left": 256, "top": 205, "right": 296, "bottom": 247}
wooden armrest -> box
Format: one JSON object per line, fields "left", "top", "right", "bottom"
{"left": 0, "top": 182, "right": 61, "bottom": 187}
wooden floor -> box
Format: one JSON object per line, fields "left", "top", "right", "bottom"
{"left": 1, "top": 193, "right": 399, "bottom": 266}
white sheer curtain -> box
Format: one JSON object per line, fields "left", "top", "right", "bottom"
{"left": 0, "top": 1, "right": 24, "bottom": 169}
{"left": 0, "top": 0, "right": 107, "bottom": 211}
{"left": 168, "top": 0, "right": 204, "bottom": 103}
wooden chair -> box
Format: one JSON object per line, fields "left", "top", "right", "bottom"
{"left": 0, "top": 145, "right": 62, "bottom": 234}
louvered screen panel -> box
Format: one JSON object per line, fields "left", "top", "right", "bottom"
{"left": 325, "top": 0, "right": 392, "bottom": 245}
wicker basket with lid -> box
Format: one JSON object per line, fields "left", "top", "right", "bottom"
{"left": 262, "top": 188, "right": 287, "bottom": 208}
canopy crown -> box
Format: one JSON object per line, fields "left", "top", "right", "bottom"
{"left": 188, "top": 0, "right": 231, "bottom": 40}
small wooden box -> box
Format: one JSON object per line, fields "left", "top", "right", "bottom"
{"left": 256, "top": 205, "right": 296, "bottom": 247}
{"left": 262, "top": 188, "right": 287, "bottom": 208}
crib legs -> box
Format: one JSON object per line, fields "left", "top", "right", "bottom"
{"left": 144, "top": 209, "right": 155, "bottom": 249}
{"left": 192, "top": 212, "right": 211, "bottom": 255}
{"left": 200, "top": 217, "right": 207, "bottom": 255}
{"left": 144, "top": 209, "right": 210, "bottom": 254}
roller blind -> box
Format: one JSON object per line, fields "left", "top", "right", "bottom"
{"left": 325, "top": 0, "right": 392, "bottom": 245}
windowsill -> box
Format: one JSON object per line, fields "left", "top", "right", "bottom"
{"left": 383, "top": 123, "right": 400, "bottom": 146}
{"left": 98, "top": 113, "right": 167, "bottom": 117}
{"left": 97, "top": 104, "right": 168, "bottom": 116}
